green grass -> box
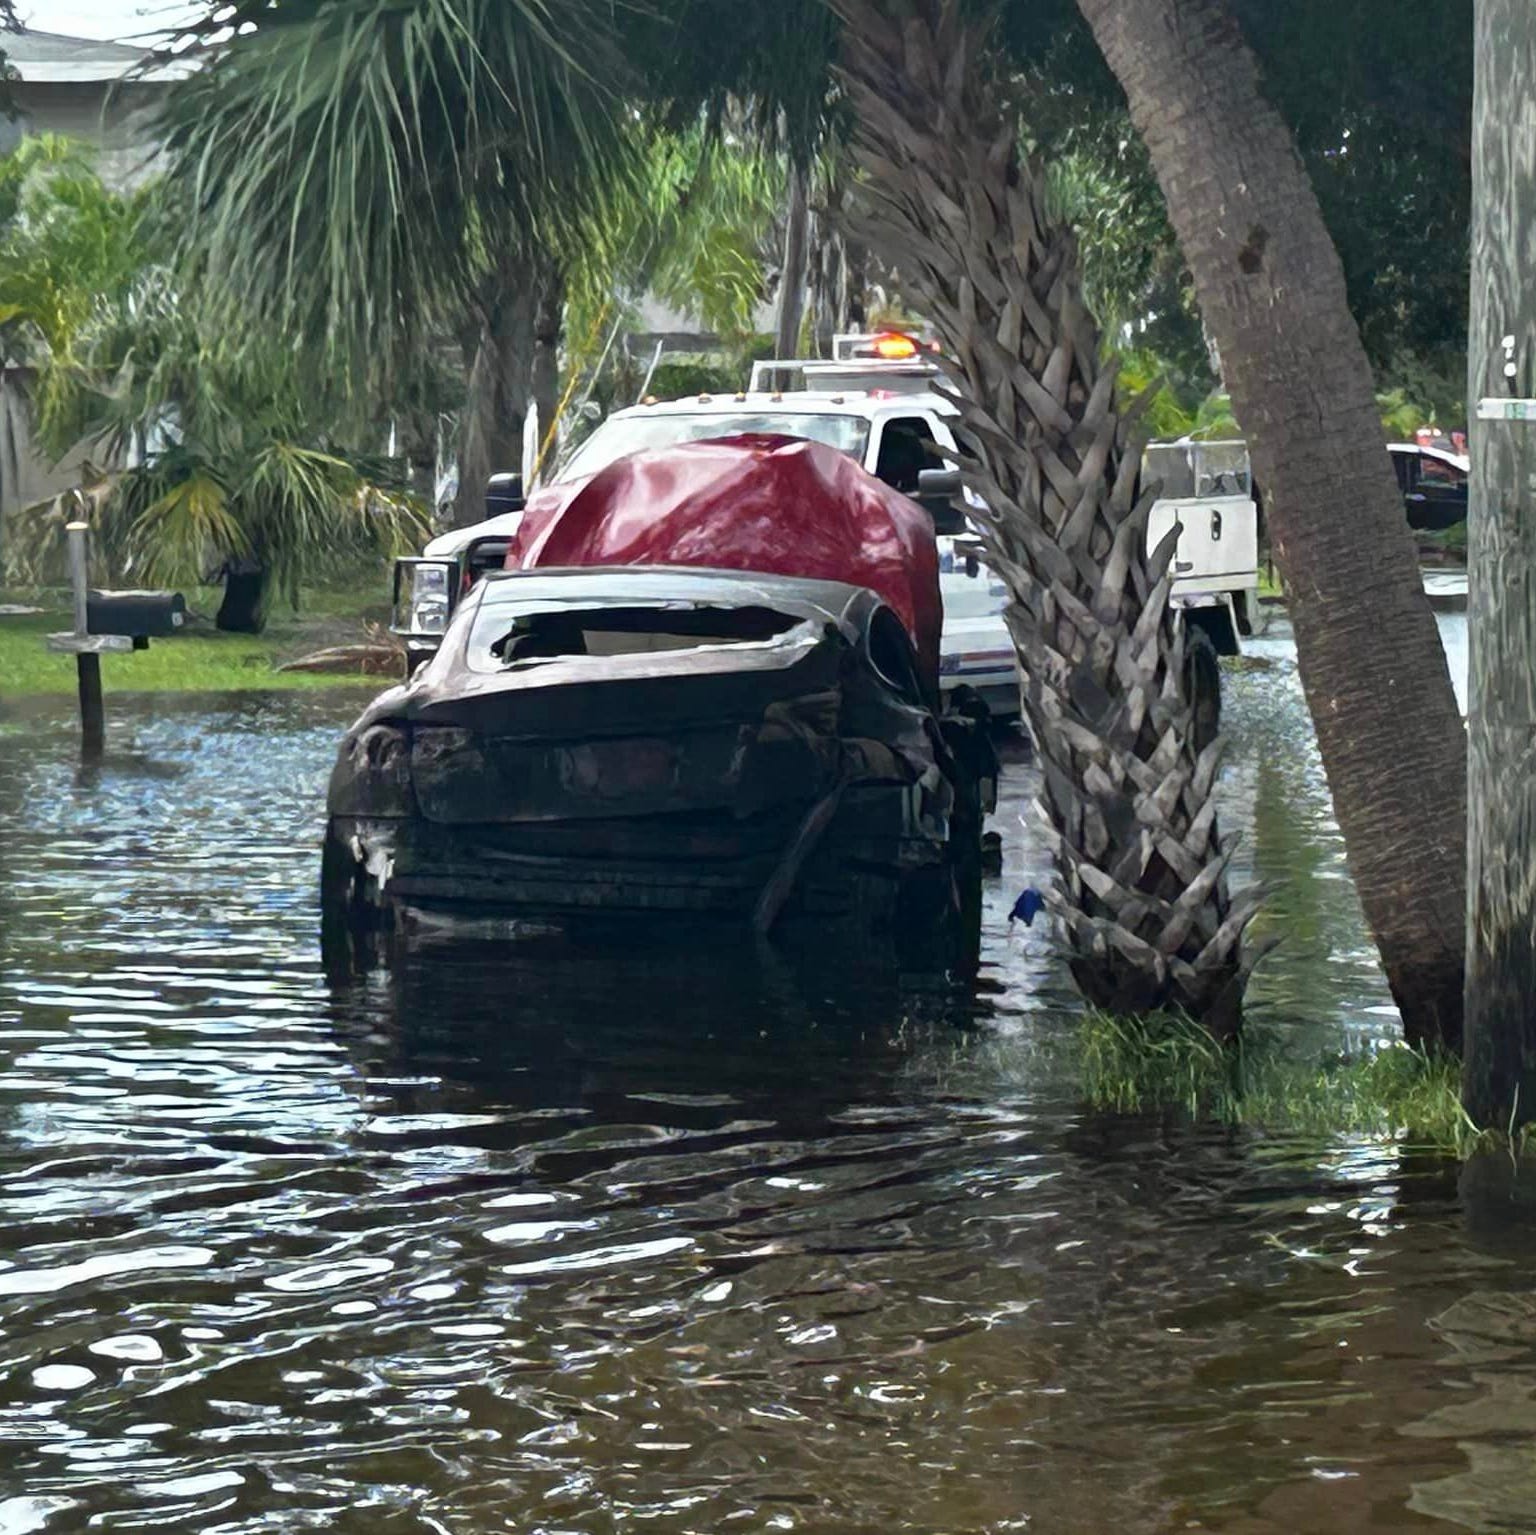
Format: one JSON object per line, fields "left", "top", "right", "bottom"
{"left": 0, "top": 581, "right": 397, "bottom": 699}
{"left": 1418, "top": 520, "right": 1468, "bottom": 558}
{"left": 1079, "top": 1008, "right": 1496, "bottom": 1157}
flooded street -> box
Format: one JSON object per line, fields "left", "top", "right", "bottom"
{"left": 4, "top": 614, "right": 1535, "bottom": 1535}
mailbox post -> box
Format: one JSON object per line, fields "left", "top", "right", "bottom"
{"left": 44, "top": 522, "right": 185, "bottom": 760}
{"left": 47, "top": 523, "right": 125, "bottom": 759}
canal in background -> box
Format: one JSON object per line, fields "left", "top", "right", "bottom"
{"left": 6, "top": 612, "right": 1534, "bottom": 1535}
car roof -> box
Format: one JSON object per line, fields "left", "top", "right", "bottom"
{"left": 608, "top": 391, "right": 955, "bottom": 424}
{"left": 1389, "top": 441, "right": 1469, "bottom": 470}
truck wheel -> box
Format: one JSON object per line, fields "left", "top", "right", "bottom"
{"left": 1184, "top": 625, "right": 1222, "bottom": 754}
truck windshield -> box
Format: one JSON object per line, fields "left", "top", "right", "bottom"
{"left": 554, "top": 413, "right": 870, "bottom": 484}
{"left": 1142, "top": 440, "right": 1251, "bottom": 500}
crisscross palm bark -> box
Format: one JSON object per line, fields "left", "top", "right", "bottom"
{"left": 834, "top": 0, "right": 1265, "bottom": 1031}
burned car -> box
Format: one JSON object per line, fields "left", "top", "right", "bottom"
{"left": 327, "top": 436, "right": 997, "bottom": 944}
{"left": 324, "top": 565, "right": 990, "bottom": 937}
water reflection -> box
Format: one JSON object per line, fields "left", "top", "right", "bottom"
{"left": 3, "top": 619, "right": 1533, "bottom": 1535}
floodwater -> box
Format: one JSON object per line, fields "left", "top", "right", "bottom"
{"left": 4, "top": 613, "right": 1535, "bottom": 1535}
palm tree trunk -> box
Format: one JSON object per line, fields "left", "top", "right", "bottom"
{"left": 531, "top": 264, "right": 565, "bottom": 469}
{"left": 774, "top": 165, "right": 810, "bottom": 359}
{"left": 810, "top": 165, "right": 852, "bottom": 357}
{"left": 836, "top": 0, "right": 1264, "bottom": 1032}
{"left": 1463, "top": 0, "right": 1536, "bottom": 1126}
{"left": 1075, "top": 0, "right": 1468, "bottom": 1054}
{"left": 809, "top": 211, "right": 847, "bottom": 357}
{"left": 456, "top": 253, "right": 537, "bottom": 527}
{"left": 215, "top": 559, "right": 269, "bottom": 634}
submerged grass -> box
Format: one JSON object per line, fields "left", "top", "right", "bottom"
{"left": 1079, "top": 1008, "right": 1493, "bottom": 1157}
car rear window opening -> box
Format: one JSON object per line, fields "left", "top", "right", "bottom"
{"left": 476, "top": 605, "right": 805, "bottom": 669}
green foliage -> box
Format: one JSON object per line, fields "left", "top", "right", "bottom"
{"left": 156, "top": 0, "right": 1472, "bottom": 482}
{"left": 630, "top": 0, "right": 841, "bottom": 163}
{"left": 159, "top": 0, "right": 635, "bottom": 385}
{"left": 1114, "top": 349, "right": 1202, "bottom": 440}
{"left": 1378, "top": 349, "right": 1468, "bottom": 432}
{"left": 1420, "top": 520, "right": 1468, "bottom": 556}
{"left": 1004, "top": 0, "right": 1473, "bottom": 400}
{"left": 1377, "top": 387, "right": 1427, "bottom": 441}
{"left": 564, "top": 124, "right": 784, "bottom": 380}
{"left": 1241, "top": 3, "right": 1472, "bottom": 374}
{"left": 1115, "top": 348, "right": 1239, "bottom": 443}
{"left": 0, "top": 136, "right": 153, "bottom": 444}
{"left": 1190, "top": 392, "right": 1240, "bottom": 440}
{"left": 649, "top": 358, "right": 746, "bottom": 399}
{"left": 0, "top": 145, "right": 427, "bottom": 605}
{"left": 1045, "top": 132, "right": 1177, "bottom": 337}
{"left": 1079, "top": 1008, "right": 1487, "bottom": 1155}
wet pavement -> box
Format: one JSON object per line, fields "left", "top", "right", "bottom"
{"left": 4, "top": 612, "right": 1534, "bottom": 1535}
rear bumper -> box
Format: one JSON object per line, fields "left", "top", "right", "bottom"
{"left": 327, "top": 792, "right": 951, "bottom": 925}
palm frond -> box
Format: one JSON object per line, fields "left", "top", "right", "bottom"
{"left": 158, "top": 0, "right": 636, "bottom": 385}
{"left": 125, "top": 464, "right": 247, "bottom": 585}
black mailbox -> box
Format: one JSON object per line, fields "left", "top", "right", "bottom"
{"left": 486, "top": 472, "right": 526, "bottom": 518}
{"left": 88, "top": 589, "right": 187, "bottom": 649}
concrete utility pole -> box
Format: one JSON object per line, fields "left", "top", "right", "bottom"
{"left": 1464, "top": 0, "right": 1536, "bottom": 1127}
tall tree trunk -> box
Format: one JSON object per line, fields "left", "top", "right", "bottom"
{"left": 775, "top": 165, "right": 810, "bottom": 359}
{"left": 809, "top": 210, "right": 848, "bottom": 358}
{"left": 456, "top": 253, "right": 537, "bottom": 527}
{"left": 1077, "top": 0, "right": 1468, "bottom": 1053}
{"left": 837, "top": 0, "right": 1264, "bottom": 1031}
{"left": 530, "top": 265, "right": 566, "bottom": 480}
{"left": 1463, "top": 0, "right": 1536, "bottom": 1126}
{"left": 810, "top": 165, "right": 853, "bottom": 357}
{"left": 215, "top": 559, "right": 269, "bottom": 634}
{"left": 845, "top": 237, "right": 869, "bottom": 330}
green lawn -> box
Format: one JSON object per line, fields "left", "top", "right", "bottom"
{"left": 0, "top": 580, "right": 398, "bottom": 699}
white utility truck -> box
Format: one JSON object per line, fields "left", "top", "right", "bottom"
{"left": 395, "top": 333, "right": 1261, "bottom": 728}
{"left": 398, "top": 331, "right": 1020, "bottom": 712}
{"left": 1142, "top": 437, "right": 1263, "bottom": 661}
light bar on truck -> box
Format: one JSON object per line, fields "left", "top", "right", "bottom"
{"left": 841, "top": 331, "right": 940, "bottom": 362}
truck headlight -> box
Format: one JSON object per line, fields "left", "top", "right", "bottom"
{"left": 408, "top": 563, "right": 451, "bottom": 635}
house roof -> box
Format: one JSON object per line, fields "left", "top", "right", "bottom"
{"left": 5, "top": 28, "right": 194, "bottom": 82}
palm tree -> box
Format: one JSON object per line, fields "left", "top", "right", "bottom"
{"left": 834, "top": 0, "right": 1265, "bottom": 1030}
{"left": 0, "top": 144, "right": 426, "bottom": 628}
{"left": 0, "top": 136, "right": 150, "bottom": 441}
{"left": 157, "top": 0, "right": 635, "bottom": 524}
{"left": 1074, "top": 0, "right": 1468, "bottom": 1054}
{"left": 559, "top": 124, "right": 788, "bottom": 408}
{"left": 158, "top": 1, "right": 809, "bottom": 521}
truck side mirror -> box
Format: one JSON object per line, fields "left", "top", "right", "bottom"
{"left": 486, "top": 472, "right": 526, "bottom": 517}
{"left": 916, "top": 468, "right": 966, "bottom": 535}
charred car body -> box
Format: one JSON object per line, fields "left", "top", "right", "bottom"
{"left": 326, "top": 438, "right": 995, "bottom": 943}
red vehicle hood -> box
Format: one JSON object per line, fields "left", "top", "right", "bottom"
{"left": 509, "top": 435, "right": 941, "bottom": 687}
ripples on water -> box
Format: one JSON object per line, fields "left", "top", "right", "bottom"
{"left": 3, "top": 623, "right": 1535, "bottom": 1535}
